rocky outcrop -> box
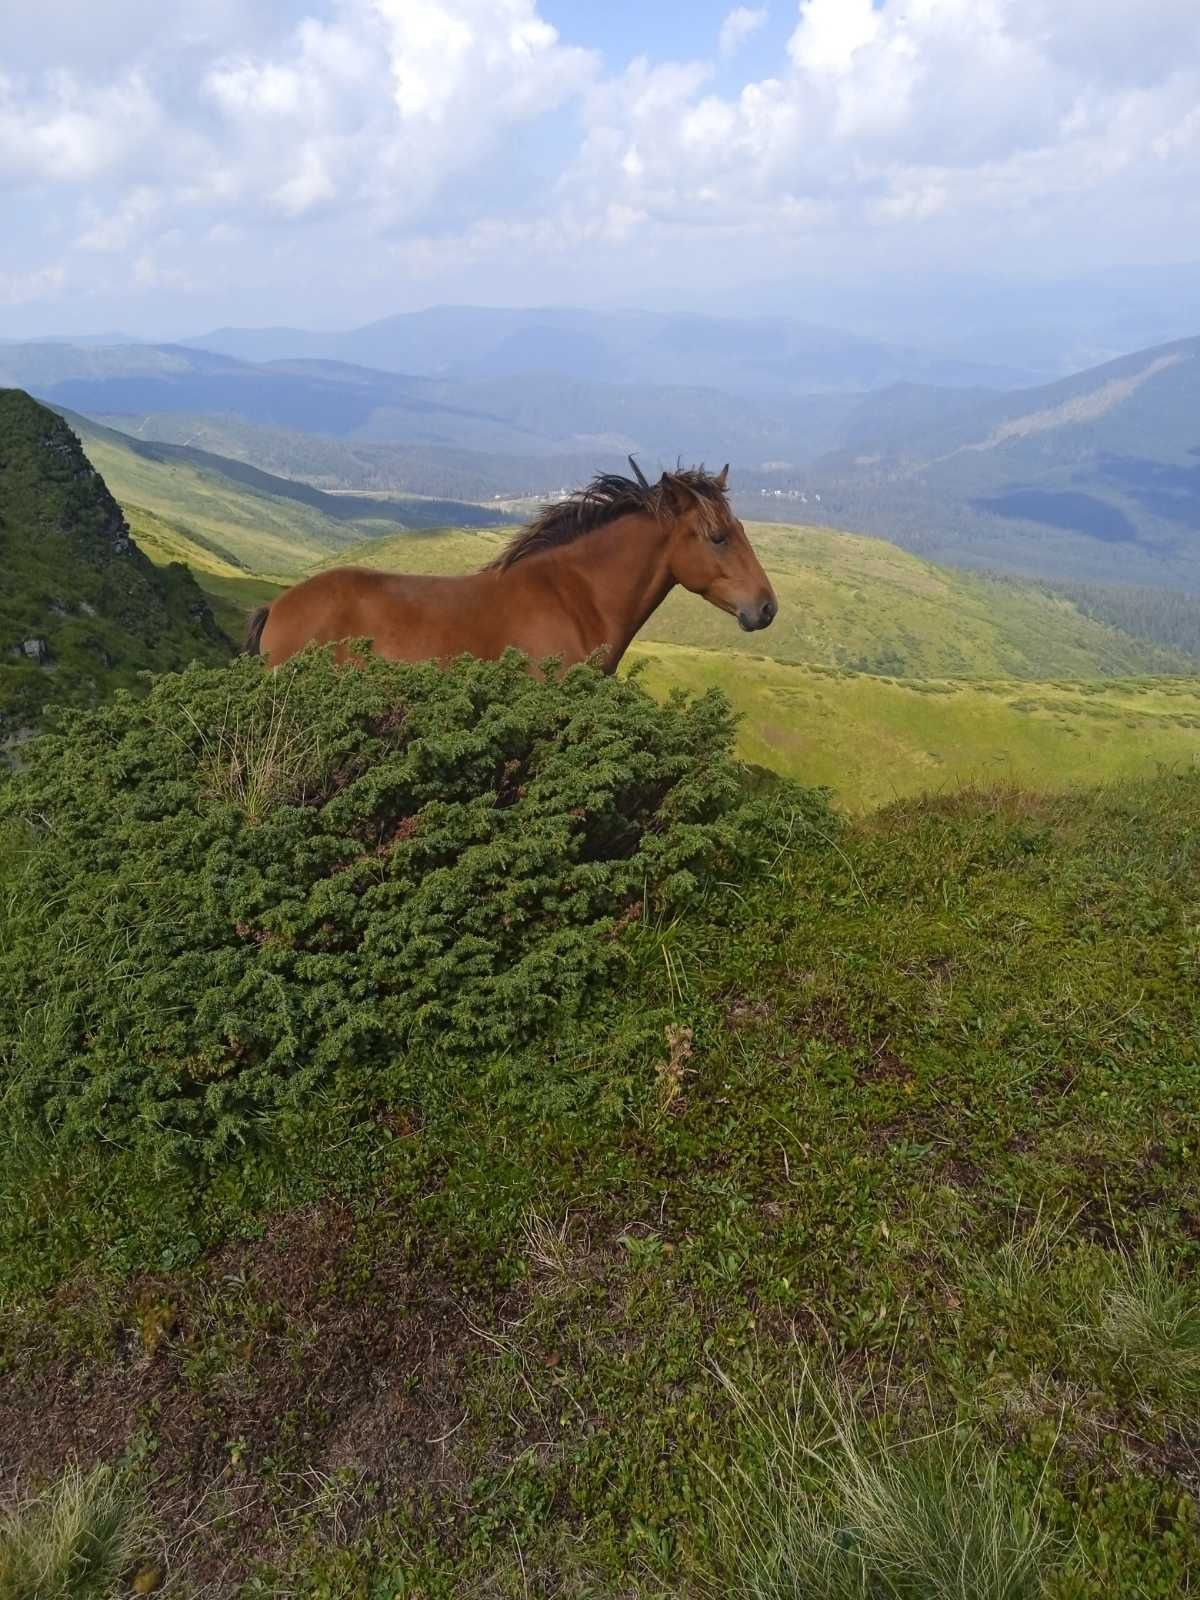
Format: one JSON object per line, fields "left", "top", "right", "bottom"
{"left": 1, "top": 388, "right": 232, "bottom": 745}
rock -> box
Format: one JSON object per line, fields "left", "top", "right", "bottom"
{"left": 20, "top": 638, "right": 52, "bottom": 665}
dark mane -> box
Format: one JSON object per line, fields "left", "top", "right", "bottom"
{"left": 487, "top": 462, "right": 731, "bottom": 571}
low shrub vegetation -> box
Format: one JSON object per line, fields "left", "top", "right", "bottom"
{"left": 0, "top": 648, "right": 800, "bottom": 1162}
{"left": 1, "top": 670, "right": 1198, "bottom": 1596}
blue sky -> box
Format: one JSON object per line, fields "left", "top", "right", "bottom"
{"left": 2, "top": 0, "right": 1199, "bottom": 337}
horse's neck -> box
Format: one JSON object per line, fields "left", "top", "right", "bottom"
{"left": 548, "top": 513, "right": 674, "bottom": 670}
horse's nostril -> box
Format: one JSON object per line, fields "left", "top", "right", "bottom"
{"left": 761, "top": 599, "right": 777, "bottom": 627}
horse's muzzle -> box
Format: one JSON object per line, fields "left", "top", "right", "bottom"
{"left": 738, "top": 597, "right": 778, "bottom": 632}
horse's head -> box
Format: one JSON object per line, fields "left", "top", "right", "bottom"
{"left": 660, "top": 465, "right": 778, "bottom": 633}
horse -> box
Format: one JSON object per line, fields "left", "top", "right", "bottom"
{"left": 245, "top": 459, "right": 778, "bottom": 672}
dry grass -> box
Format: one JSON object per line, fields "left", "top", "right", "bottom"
{"left": 701, "top": 1359, "right": 1061, "bottom": 1600}
{"left": 523, "top": 1208, "right": 576, "bottom": 1290}
{"left": 656, "top": 1024, "right": 693, "bottom": 1114}
{"left": 1084, "top": 1230, "right": 1200, "bottom": 1408}
{"left": 0, "top": 1465, "right": 157, "bottom": 1600}
{"left": 183, "top": 675, "right": 324, "bottom": 823}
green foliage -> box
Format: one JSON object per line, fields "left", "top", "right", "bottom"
{"left": 1035, "top": 576, "right": 1200, "bottom": 666}
{"left": 0, "top": 390, "right": 230, "bottom": 744}
{"left": 0, "top": 1465, "right": 154, "bottom": 1600}
{"left": 0, "top": 648, "right": 787, "bottom": 1162}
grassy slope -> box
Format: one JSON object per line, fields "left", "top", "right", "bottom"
{"left": 0, "top": 391, "right": 230, "bottom": 741}
{"left": 60, "top": 425, "right": 1199, "bottom": 806}
{"left": 333, "top": 521, "right": 1193, "bottom": 679}
{"left": 629, "top": 642, "right": 1200, "bottom": 810}
{"left": 3, "top": 771, "right": 1199, "bottom": 1595}
{"left": 75, "top": 424, "right": 372, "bottom": 581}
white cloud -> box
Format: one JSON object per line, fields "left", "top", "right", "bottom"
{"left": 789, "top": 0, "right": 878, "bottom": 75}
{"left": 77, "top": 187, "right": 162, "bottom": 253}
{"left": 718, "top": 7, "right": 768, "bottom": 59}
{"left": 0, "top": 69, "right": 163, "bottom": 186}
{"left": 563, "top": 0, "right": 1200, "bottom": 254}
{"left": 0, "top": 263, "right": 66, "bottom": 306}
{"left": 2, "top": 0, "right": 1200, "bottom": 325}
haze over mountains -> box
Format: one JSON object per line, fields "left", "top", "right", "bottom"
{"left": 1, "top": 304, "right": 1197, "bottom": 592}
{"left": 178, "top": 307, "right": 1036, "bottom": 392}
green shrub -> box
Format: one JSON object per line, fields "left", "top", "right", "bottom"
{"left": 0, "top": 648, "right": 792, "bottom": 1163}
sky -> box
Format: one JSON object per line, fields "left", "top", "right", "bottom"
{"left": 2, "top": 0, "right": 1199, "bottom": 337}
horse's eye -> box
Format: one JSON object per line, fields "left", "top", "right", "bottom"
{"left": 712, "top": 531, "right": 729, "bottom": 547}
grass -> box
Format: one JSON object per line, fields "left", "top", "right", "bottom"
{"left": 1087, "top": 1231, "right": 1200, "bottom": 1410}
{"left": 186, "top": 676, "right": 324, "bottom": 822}
{"left": 0, "top": 1466, "right": 156, "bottom": 1600}
{"left": 627, "top": 642, "right": 1200, "bottom": 810}
{"left": 338, "top": 521, "right": 1194, "bottom": 680}
{"left": 77, "top": 429, "right": 364, "bottom": 582}
{"left": 704, "top": 1360, "right": 1061, "bottom": 1600}
{"left": 2, "top": 771, "right": 1199, "bottom": 1594}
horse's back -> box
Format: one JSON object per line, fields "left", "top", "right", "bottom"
{"left": 258, "top": 564, "right": 498, "bottom": 665}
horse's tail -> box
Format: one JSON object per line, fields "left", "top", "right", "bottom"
{"left": 244, "top": 604, "right": 271, "bottom": 656}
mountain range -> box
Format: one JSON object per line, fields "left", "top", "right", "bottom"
{"left": 179, "top": 306, "right": 1034, "bottom": 392}
{"left": 1, "top": 313, "right": 1197, "bottom": 590}
{"left": 766, "top": 335, "right": 1200, "bottom": 588}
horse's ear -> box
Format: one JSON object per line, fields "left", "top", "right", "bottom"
{"left": 716, "top": 463, "right": 729, "bottom": 489}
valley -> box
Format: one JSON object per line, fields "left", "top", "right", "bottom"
{"left": 8, "top": 9, "right": 1200, "bottom": 1591}
{"left": 3, "top": 393, "right": 1187, "bottom": 809}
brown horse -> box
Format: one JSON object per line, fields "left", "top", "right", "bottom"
{"left": 246, "top": 460, "right": 777, "bottom": 672}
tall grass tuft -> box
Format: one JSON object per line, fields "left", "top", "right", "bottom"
{"left": 183, "top": 676, "right": 323, "bottom": 824}
{"left": 1087, "top": 1230, "right": 1200, "bottom": 1407}
{"left": 0, "top": 1465, "right": 156, "bottom": 1600}
{"left": 702, "top": 1360, "right": 1060, "bottom": 1600}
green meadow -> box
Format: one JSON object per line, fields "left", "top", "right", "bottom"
{"left": 628, "top": 643, "right": 1200, "bottom": 810}
{"left": 335, "top": 520, "right": 1194, "bottom": 680}
{"left": 76, "top": 423, "right": 1200, "bottom": 811}
{"left": 5, "top": 412, "right": 1200, "bottom": 1596}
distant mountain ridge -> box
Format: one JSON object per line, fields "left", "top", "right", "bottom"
{"left": 179, "top": 305, "right": 1036, "bottom": 393}
{"left": 0, "top": 339, "right": 862, "bottom": 465}
{"left": 0, "top": 389, "right": 230, "bottom": 747}
{"left": 5, "top": 323, "right": 1199, "bottom": 590}
{"left": 742, "top": 336, "right": 1200, "bottom": 588}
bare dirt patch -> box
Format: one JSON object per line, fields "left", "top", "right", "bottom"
{"left": 0, "top": 1200, "right": 490, "bottom": 1592}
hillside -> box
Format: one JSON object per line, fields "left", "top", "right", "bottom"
{"left": 2, "top": 653, "right": 1198, "bottom": 1594}
{"left": 328, "top": 520, "right": 1194, "bottom": 681}
{"left": 758, "top": 336, "right": 1200, "bottom": 588}
{"left": 50, "top": 412, "right": 498, "bottom": 637}
{"left": 0, "top": 389, "right": 229, "bottom": 748}
{"left": 628, "top": 643, "right": 1200, "bottom": 810}
{"left": 69, "top": 410, "right": 632, "bottom": 500}
{"left": 0, "top": 339, "right": 861, "bottom": 466}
